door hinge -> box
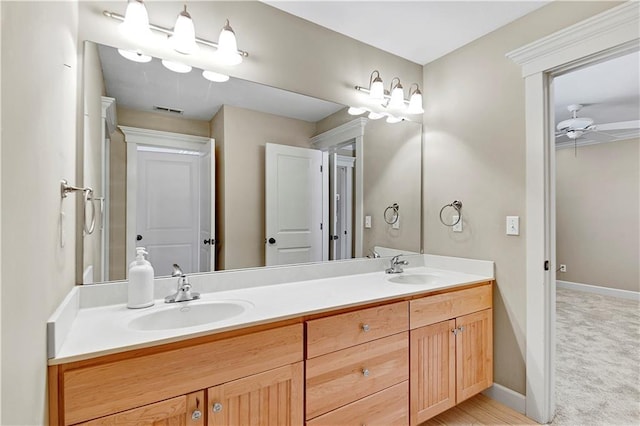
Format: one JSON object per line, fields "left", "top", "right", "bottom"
{"left": 320, "top": 165, "right": 323, "bottom": 172}
{"left": 544, "top": 260, "right": 550, "bottom": 271}
{"left": 320, "top": 223, "right": 323, "bottom": 230}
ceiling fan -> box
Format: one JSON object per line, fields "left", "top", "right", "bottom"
{"left": 556, "top": 104, "right": 640, "bottom": 141}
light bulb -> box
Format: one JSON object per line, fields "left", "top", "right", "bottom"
{"left": 407, "top": 90, "right": 424, "bottom": 114}
{"left": 368, "top": 111, "right": 385, "bottom": 120}
{"left": 118, "top": 49, "right": 152, "bottom": 63}
{"left": 202, "top": 70, "right": 230, "bottom": 82}
{"left": 215, "top": 20, "right": 242, "bottom": 65}
{"left": 369, "top": 79, "right": 384, "bottom": 102}
{"left": 119, "top": 0, "right": 152, "bottom": 41}
{"left": 170, "top": 5, "right": 198, "bottom": 55}
{"left": 348, "top": 107, "right": 367, "bottom": 116}
{"left": 389, "top": 85, "right": 405, "bottom": 109}
{"left": 161, "top": 59, "right": 192, "bottom": 73}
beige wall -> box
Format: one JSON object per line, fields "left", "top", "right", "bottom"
{"left": 109, "top": 129, "right": 127, "bottom": 281}
{"left": 422, "top": 1, "right": 620, "bottom": 395}
{"left": 363, "top": 119, "right": 422, "bottom": 254}
{"left": 556, "top": 139, "right": 639, "bottom": 292}
{"left": 1, "top": 2, "right": 78, "bottom": 424}
{"left": 219, "top": 105, "right": 316, "bottom": 270}
{"left": 81, "top": 41, "right": 106, "bottom": 283}
{"left": 117, "top": 106, "right": 211, "bottom": 138}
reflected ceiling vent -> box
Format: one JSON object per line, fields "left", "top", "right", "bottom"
{"left": 153, "top": 105, "right": 184, "bottom": 115}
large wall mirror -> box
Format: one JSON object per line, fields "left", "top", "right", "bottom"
{"left": 81, "top": 41, "right": 422, "bottom": 283}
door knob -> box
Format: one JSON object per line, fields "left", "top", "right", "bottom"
{"left": 212, "top": 402, "right": 223, "bottom": 413}
{"left": 203, "top": 238, "right": 216, "bottom": 245}
{"left": 136, "top": 234, "right": 143, "bottom": 241}
{"left": 268, "top": 237, "right": 276, "bottom": 245}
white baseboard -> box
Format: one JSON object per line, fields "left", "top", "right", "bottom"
{"left": 556, "top": 280, "right": 639, "bottom": 301}
{"left": 482, "top": 383, "right": 526, "bottom": 414}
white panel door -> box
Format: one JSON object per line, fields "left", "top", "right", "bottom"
{"left": 265, "top": 143, "right": 323, "bottom": 266}
{"left": 137, "top": 150, "right": 200, "bottom": 276}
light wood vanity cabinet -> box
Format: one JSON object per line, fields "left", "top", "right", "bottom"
{"left": 409, "top": 284, "right": 493, "bottom": 425}
{"left": 49, "top": 282, "right": 493, "bottom": 426}
{"left": 305, "top": 301, "right": 410, "bottom": 424}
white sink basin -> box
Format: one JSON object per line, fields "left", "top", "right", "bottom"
{"left": 387, "top": 273, "right": 443, "bottom": 285}
{"left": 128, "top": 300, "right": 252, "bottom": 331}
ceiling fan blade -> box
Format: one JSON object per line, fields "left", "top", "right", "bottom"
{"left": 596, "top": 120, "right": 640, "bottom": 131}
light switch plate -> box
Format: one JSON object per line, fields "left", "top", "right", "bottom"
{"left": 365, "top": 215, "right": 372, "bottom": 228}
{"left": 506, "top": 216, "right": 519, "bottom": 236}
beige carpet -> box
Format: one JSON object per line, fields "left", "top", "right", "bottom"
{"left": 553, "top": 287, "right": 640, "bottom": 425}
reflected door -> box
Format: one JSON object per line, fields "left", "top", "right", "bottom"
{"left": 137, "top": 149, "right": 200, "bottom": 276}
{"left": 265, "top": 143, "right": 324, "bottom": 266}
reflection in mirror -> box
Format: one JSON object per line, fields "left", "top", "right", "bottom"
{"left": 81, "top": 41, "right": 422, "bottom": 284}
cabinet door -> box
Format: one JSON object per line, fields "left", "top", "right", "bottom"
{"left": 456, "top": 309, "right": 493, "bottom": 403}
{"left": 409, "top": 320, "right": 456, "bottom": 426}
{"left": 207, "top": 362, "right": 303, "bottom": 426}
{"left": 77, "top": 391, "right": 205, "bottom": 426}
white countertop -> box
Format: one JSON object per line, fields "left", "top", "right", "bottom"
{"left": 48, "top": 263, "right": 492, "bottom": 365}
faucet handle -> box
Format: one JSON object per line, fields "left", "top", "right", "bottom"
{"left": 172, "top": 264, "right": 183, "bottom": 277}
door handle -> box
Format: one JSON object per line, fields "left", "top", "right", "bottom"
{"left": 330, "top": 235, "right": 339, "bottom": 241}
{"left": 203, "top": 238, "right": 216, "bottom": 245}
{"left": 136, "top": 234, "right": 143, "bottom": 241}
{"left": 267, "top": 237, "right": 276, "bottom": 245}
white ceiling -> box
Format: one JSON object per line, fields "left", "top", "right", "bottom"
{"left": 98, "top": 44, "right": 344, "bottom": 122}
{"left": 554, "top": 51, "right": 640, "bottom": 145}
{"left": 264, "top": 1, "right": 550, "bottom": 65}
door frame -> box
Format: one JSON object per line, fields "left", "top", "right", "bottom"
{"left": 310, "top": 118, "right": 367, "bottom": 258}
{"left": 506, "top": 3, "right": 639, "bottom": 423}
{"left": 119, "top": 126, "right": 213, "bottom": 272}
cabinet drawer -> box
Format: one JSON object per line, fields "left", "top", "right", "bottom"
{"left": 306, "top": 332, "right": 409, "bottom": 419}
{"left": 410, "top": 283, "right": 491, "bottom": 329}
{"left": 306, "top": 381, "right": 408, "bottom": 426}
{"left": 307, "top": 301, "right": 408, "bottom": 358}
{"left": 62, "top": 324, "right": 303, "bottom": 425}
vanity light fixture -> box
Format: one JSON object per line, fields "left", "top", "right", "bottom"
{"left": 161, "top": 59, "right": 192, "bottom": 73}
{"left": 354, "top": 70, "right": 424, "bottom": 115}
{"left": 368, "top": 70, "right": 385, "bottom": 102}
{"left": 104, "top": 6, "right": 249, "bottom": 63}
{"left": 202, "top": 70, "right": 230, "bottom": 82}
{"left": 368, "top": 111, "right": 386, "bottom": 120}
{"left": 170, "top": 5, "right": 199, "bottom": 55}
{"left": 407, "top": 83, "right": 424, "bottom": 114}
{"left": 119, "top": 0, "right": 152, "bottom": 41}
{"left": 388, "top": 77, "right": 405, "bottom": 109}
{"left": 215, "top": 20, "right": 243, "bottom": 65}
{"left": 117, "top": 49, "right": 152, "bottom": 63}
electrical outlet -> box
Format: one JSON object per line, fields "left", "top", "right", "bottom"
{"left": 559, "top": 264, "right": 567, "bottom": 273}
{"left": 452, "top": 215, "right": 462, "bottom": 232}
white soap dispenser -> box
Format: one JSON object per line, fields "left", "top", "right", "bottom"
{"left": 127, "top": 247, "right": 155, "bottom": 309}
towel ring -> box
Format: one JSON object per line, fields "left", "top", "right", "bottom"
{"left": 83, "top": 189, "right": 96, "bottom": 235}
{"left": 439, "top": 200, "right": 463, "bottom": 227}
{"left": 384, "top": 203, "right": 400, "bottom": 225}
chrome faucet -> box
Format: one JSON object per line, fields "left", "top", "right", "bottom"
{"left": 385, "top": 255, "right": 409, "bottom": 274}
{"left": 165, "top": 264, "right": 200, "bottom": 303}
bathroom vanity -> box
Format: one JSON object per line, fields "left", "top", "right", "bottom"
{"left": 48, "top": 255, "right": 494, "bottom": 425}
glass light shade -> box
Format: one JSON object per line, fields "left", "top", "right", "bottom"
{"left": 368, "top": 111, "right": 385, "bottom": 120}
{"left": 389, "top": 86, "right": 405, "bottom": 109}
{"left": 161, "top": 59, "right": 192, "bottom": 73}
{"left": 215, "top": 20, "right": 242, "bottom": 65}
{"left": 202, "top": 70, "right": 230, "bottom": 82}
{"left": 118, "top": 49, "right": 152, "bottom": 63}
{"left": 407, "top": 92, "right": 424, "bottom": 114}
{"left": 119, "top": 0, "right": 152, "bottom": 41}
{"left": 347, "top": 106, "right": 367, "bottom": 116}
{"left": 386, "top": 115, "right": 403, "bottom": 124}
{"left": 170, "top": 7, "right": 198, "bottom": 54}
{"left": 369, "top": 79, "right": 384, "bottom": 102}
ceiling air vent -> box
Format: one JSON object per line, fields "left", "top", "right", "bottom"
{"left": 153, "top": 105, "right": 184, "bottom": 115}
